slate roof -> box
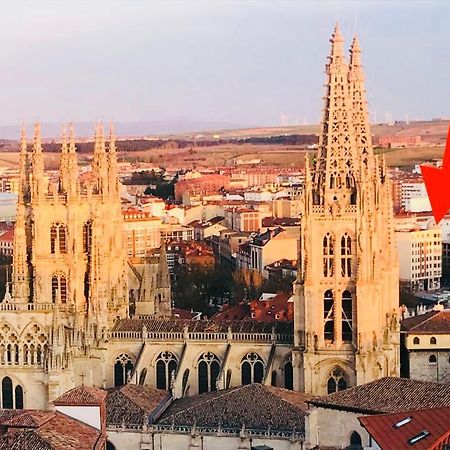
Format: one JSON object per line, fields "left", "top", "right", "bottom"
{"left": 53, "top": 386, "right": 107, "bottom": 406}
{"left": 106, "top": 384, "right": 170, "bottom": 426}
{"left": 401, "top": 310, "right": 450, "bottom": 334}
{"left": 0, "top": 410, "right": 104, "bottom": 450}
{"left": 358, "top": 407, "right": 450, "bottom": 450}
{"left": 113, "top": 317, "right": 293, "bottom": 335}
{"left": 308, "top": 377, "right": 450, "bottom": 414}
{"left": 157, "top": 384, "right": 312, "bottom": 432}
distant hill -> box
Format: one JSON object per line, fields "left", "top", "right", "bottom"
{"left": 0, "top": 119, "right": 446, "bottom": 144}
{"left": 0, "top": 119, "right": 242, "bottom": 140}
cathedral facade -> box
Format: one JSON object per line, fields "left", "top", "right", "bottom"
{"left": 0, "top": 26, "right": 400, "bottom": 412}
{"left": 292, "top": 26, "right": 400, "bottom": 394}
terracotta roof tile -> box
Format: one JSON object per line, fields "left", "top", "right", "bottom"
{"left": 0, "top": 410, "right": 104, "bottom": 450}
{"left": 401, "top": 311, "right": 439, "bottom": 331}
{"left": 308, "top": 377, "right": 450, "bottom": 414}
{"left": 53, "top": 386, "right": 107, "bottom": 406}
{"left": 113, "top": 318, "right": 293, "bottom": 335}
{"left": 158, "top": 384, "right": 312, "bottom": 432}
{"left": 401, "top": 310, "right": 450, "bottom": 334}
{"left": 106, "top": 384, "right": 170, "bottom": 426}
{"left": 2, "top": 411, "right": 55, "bottom": 428}
{"left": 358, "top": 407, "right": 450, "bottom": 450}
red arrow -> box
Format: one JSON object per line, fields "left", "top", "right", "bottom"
{"left": 421, "top": 124, "right": 450, "bottom": 224}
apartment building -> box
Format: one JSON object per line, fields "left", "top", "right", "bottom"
{"left": 123, "top": 208, "right": 162, "bottom": 257}
{"left": 396, "top": 224, "right": 442, "bottom": 291}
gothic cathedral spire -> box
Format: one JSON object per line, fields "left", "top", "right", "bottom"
{"left": 313, "top": 24, "right": 357, "bottom": 206}
{"left": 293, "top": 27, "right": 399, "bottom": 395}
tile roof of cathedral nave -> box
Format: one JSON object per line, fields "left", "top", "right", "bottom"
{"left": 113, "top": 317, "right": 293, "bottom": 335}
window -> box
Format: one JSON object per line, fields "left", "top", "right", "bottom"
{"left": 350, "top": 431, "right": 362, "bottom": 446}
{"left": 342, "top": 290, "right": 352, "bottom": 341}
{"left": 409, "top": 430, "right": 430, "bottom": 445}
{"left": 114, "top": 354, "right": 134, "bottom": 386}
{"left": 284, "top": 357, "right": 293, "bottom": 390}
{"left": 323, "top": 233, "right": 334, "bottom": 277}
{"left": 241, "top": 352, "right": 264, "bottom": 385}
{"left": 198, "top": 352, "right": 220, "bottom": 394}
{"left": 340, "top": 233, "right": 352, "bottom": 277}
{"left": 1, "top": 377, "right": 23, "bottom": 409}
{"left": 429, "top": 354, "right": 437, "bottom": 365}
{"left": 50, "top": 223, "right": 67, "bottom": 254}
{"left": 324, "top": 290, "right": 334, "bottom": 341}
{"left": 327, "top": 367, "right": 347, "bottom": 394}
{"left": 83, "top": 221, "right": 92, "bottom": 254}
{"left": 155, "top": 351, "right": 178, "bottom": 391}
{"left": 51, "top": 273, "right": 67, "bottom": 303}
{"left": 413, "top": 337, "right": 420, "bottom": 345}
{"left": 1, "top": 377, "right": 12, "bottom": 409}
{"left": 430, "top": 337, "right": 437, "bottom": 345}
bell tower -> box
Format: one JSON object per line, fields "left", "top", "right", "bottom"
{"left": 293, "top": 26, "right": 399, "bottom": 395}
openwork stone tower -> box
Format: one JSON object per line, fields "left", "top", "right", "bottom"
{"left": 293, "top": 26, "right": 400, "bottom": 394}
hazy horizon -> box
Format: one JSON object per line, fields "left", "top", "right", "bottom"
{"left": 0, "top": 0, "right": 448, "bottom": 131}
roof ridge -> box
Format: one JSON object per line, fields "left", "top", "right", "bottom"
{"left": 408, "top": 310, "right": 440, "bottom": 331}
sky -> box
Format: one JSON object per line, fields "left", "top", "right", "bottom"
{"left": 0, "top": 0, "right": 448, "bottom": 130}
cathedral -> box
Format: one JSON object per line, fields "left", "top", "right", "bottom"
{"left": 0, "top": 26, "right": 399, "bottom": 411}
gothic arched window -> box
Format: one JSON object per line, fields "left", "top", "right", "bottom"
{"left": 114, "top": 354, "right": 134, "bottom": 387}
{"left": 50, "top": 223, "right": 67, "bottom": 254}
{"left": 341, "top": 290, "right": 353, "bottom": 342}
{"left": 1, "top": 377, "right": 13, "bottom": 409}
{"left": 340, "top": 233, "right": 352, "bottom": 277}
{"left": 327, "top": 367, "right": 347, "bottom": 394}
{"left": 323, "top": 233, "right": 334, "bottom": 277}
{"left": 198, "top": 352, "right": 220, "bottom": 394}
{"left": 1, "top": 377, "right": 23, "bottom": 409}
{"left": 15, "top": 385, "right": 23, "bottom": 409}
{"left": 51, "top": 273, "right": 67, "bottom": 303}
{"left": 429, "top": 354, "right": 437, "bottom": 365}
{"left": 284, "top": 356, "right": 293, "bottom": 390}
{"left": 156, "top": 351, "right": 178, "bottom": 391}
{"left": 324, "top": 290, "right": 334, "bottom": 342}
{"left": 83, "top": 221, "right": 92, "bottom": 254}
{"left": 413, "top": 337, "right": 420, "bottom": 345}
{"left": 241, "top": 352, "right": 264, "bottom": 385}
{"left": 430, "top": 337, "right": 437, "bottom": 345}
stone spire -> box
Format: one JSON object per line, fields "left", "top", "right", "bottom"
{"left": 348, "top": 34, "right": 374, "bottom": 176}
{"left": 66, "top": 124, "right": 79, "bottom": 195}
{"left": 107, "top": 124, "right": 119, "bottom": 197}
{"left": 31, "top": 122, "right": 45, "bottom": 199}
{"left": 156, "top": 243, "right": 172, "bottom": 316}
{"left": 59, "top": 125, "right": 70, "bottom": 192}
{"left": 313, "top": 24, "right": 357, "bottom": 206}
{"left": 92, "top": 123, "right": 108, "bottom": 195}
{"left": 12, "top": 200, "right": 29, "bottom": 302}
{"left": 18, "top": 126, "right": 30, "bottom": 202}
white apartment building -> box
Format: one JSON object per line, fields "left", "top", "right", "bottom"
{"left": 401, "top": 181, "right": 431, "bottom": 212}
{"left": 396, "top": 223, "right": 442, "bottom": 292}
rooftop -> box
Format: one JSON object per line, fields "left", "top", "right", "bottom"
{"left": 53, "top": 385, "right": 107, "bottom": 407}
{"left": 359, "top": 407, "right": 450, "bottom": 450}
{"left": 0, "top": 409, "right": 104, "bottom": 450}
{"left": 308, "top": 377, "right": 450, "bottom": 414}
{"left": 157, "top": 384, "right": 312, "bottom": 432}
{"left": 401, "top": 310, "right": 450, "bottom": 334}
{"left": 106, "top": 384, "right": 170, "bottom": 427}
{"left": 113, "top": 317, "right": 293, "bottom": 335}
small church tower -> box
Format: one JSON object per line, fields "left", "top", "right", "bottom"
{"left": 293, "top": 26, "right": 399, "bottom": 395}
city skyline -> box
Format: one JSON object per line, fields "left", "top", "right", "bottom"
{"left": 0, "top": 0, "right": 447, "bottom": 133}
